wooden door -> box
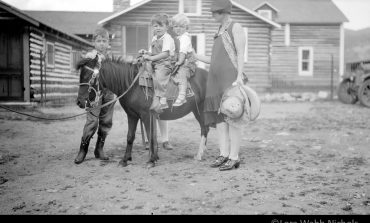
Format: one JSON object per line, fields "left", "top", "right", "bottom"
{"left": 0, "top": 24, "right": 24, "bottom": 101}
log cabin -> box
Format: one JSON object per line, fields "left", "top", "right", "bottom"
{"left": 0, "top": 1, "right": 93, "bottom": 105}
{"left": 8, "top": 0, "right": 349, "bottom": 98}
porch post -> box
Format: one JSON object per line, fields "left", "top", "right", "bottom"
{"left": 339, "top": 23, "right": 345, "bottom": 79}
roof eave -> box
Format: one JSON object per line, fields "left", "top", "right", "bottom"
{"left": 98, "top": 0, "right": 152, "bottom": 25}
{"left": 1, "top": 1, "right": 92, "bottom": 47}
{"left": 253, "top": 2, "right": 280, "bottom": 12}
{"left": 0, "top": 0, "right": 39, "bottom": 26}
{"left": 231, "top": 0, "right": 281, "bottom": 28}
{"left": 277, "top": 21, "right": 349, "bottom": 25}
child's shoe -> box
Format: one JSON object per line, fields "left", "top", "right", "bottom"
{"left": 173, "top": 97, "right": 187, "bottom": 107}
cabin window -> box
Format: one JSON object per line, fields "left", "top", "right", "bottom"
{"left": 243, "top": 27, "right": 249, "bottom": 63}
{"left": 46, "top": 42, "right": 55, "bottom": 68}
{"left": 190, "top": 33, "right": 205, "bottom": 68}
{"left": 71, "top": 50, "right": 81, "bottom": 72}
{"left": 298, "top": 47, "right": 314, "bottom": 76}
{"left": 257, "top": 10, "right": 272, "bottom": 20}
{"left": 179, "top": 0, "right": 202, "bottom": 16}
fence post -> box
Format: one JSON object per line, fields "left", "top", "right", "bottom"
{"left": 39, "top": 50, "right": 43, "bottom": 105}
{"left": 331, "top": 54, "right": 334, "bottom": 100}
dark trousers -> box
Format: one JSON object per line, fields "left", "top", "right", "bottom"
{"left": 81, "top": 89, "right": 116, "bottom": 143}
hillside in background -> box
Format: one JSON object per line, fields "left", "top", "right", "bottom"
{"left": 345, "top": 27, "right": 370, "bottom": 63}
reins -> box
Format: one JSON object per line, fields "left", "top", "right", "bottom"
{"left": 0, "top": 60, "right": 143, "bottom": 121}
{"left": 0, "top": 104, "right": 90, "bottom": 121}
{"left": 85, "top": 63, "right": 142, "bottom": 113}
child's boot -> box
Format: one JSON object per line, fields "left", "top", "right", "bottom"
{"left": 173, "top": 84, "right": 187, "bottom": 107}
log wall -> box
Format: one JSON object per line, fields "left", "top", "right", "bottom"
{"left": 29, "top": 30, "right": 84, "bottom": 102}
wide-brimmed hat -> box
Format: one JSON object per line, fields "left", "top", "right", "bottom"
{"left": 211, "top": 0, "right": 232, "bottom": 13}
{"left": 220, "top": 96, "right": 244, "bottom": 119}
{"left": 240, "top": 84, "right": 261, "bottom": 121}
{"left": 220, "top": 84, "right": 261, "bottom": 122}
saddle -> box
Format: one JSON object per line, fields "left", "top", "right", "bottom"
{"left": 138, "top": 65, "right": 195, "bottom": 101}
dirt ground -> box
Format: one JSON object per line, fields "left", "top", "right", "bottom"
{"left": 0, "top": 101, "right": 369, "bottom": 215}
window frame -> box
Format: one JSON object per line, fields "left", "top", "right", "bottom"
{"left": 45, "top": 41, "right": 55, "bottom": 68}
{"left": 70, "top": 50, "right": 81, "bottom": 72}
{"left": 257, "top": 9, "right": 272, "bottom": 20}
{"left": 285, "top": 23, "right": 291, "bottom": 46}
{"left": 243, "top": 27, "right": 249, "bottom": 63}
{"left": 123, "top": 25, "right": 151, "bottom": 57}
{"left": 179, "top": 0, "right": 202, "bottom": 16}
{"left": 190, "top": 33, "right": 206, "bottom": 69}
{"left": 298, "top": 47, "right": 314, "bottom": 76}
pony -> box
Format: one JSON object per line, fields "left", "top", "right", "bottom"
{"left": 76, "top": 56, "right": 210, "bottom": 168}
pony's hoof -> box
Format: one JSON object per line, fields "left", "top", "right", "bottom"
{"left": 146, "top": 162, "right": 156, "bottom": 169}
{"left": 194, "top": 154, "right": 203, "bottom": 161}
{"left": 119, "top": 160, "right": 128, "bottom": 167}
{"left": 145, "top": 142, "right": 149, "bottom": 150}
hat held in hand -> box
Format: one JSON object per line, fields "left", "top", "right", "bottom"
{"left": 220, "top": 84, "right": 261, "bottom": 122}
{"left": 220, "top": 96, "right": 244, "bottom": 119}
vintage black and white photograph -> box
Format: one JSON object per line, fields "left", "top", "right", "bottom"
{"left": 0, "top": 0, "right": 369, "bottom": 215}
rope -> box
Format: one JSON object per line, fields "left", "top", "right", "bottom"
{"left": 0, "top": 64, "right": 143, "bottom": 121}
{"left": 86, "top": 66, "right": 142, "bottom": 113}
{"left": 0, "top": 105, "right": 89, "bottom": 121}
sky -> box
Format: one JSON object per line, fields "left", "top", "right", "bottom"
{"left": 2, "top": 0, "right": 370, "bottom": 30}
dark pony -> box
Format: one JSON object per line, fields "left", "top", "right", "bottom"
{"left": 76, "top": 56, "right": 209, "bottom": 168}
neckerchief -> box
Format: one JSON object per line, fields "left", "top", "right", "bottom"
{"left": 215, "top": 19, "right": 238, "bottom": 70}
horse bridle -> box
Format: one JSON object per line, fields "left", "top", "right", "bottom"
{"left": 79, "top": 64, "right": 102, "bottom": 108}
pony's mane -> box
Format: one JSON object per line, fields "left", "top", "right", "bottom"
{"left": 99, "top": 56, "right": 139, "bottom": 94}
{"left": 76, "top": 58, "right": 95, "bottom": 70}
{"left": 76, "top": 56, "right": 131, "bottom": 70}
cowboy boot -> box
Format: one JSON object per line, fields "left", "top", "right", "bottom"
{"left": 94, "top": 135, "right": 109, "bottom": 161}
{"left": 74, "top": 139, "right": 90, "bottom": 165}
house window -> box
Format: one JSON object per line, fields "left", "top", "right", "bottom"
{"left": 258, "top": 10, "right": 272, "bottom": 20}
{"left": 46, "top": 42, "right": 55, "bottom": 68}
{"left": 179, "top": 0, "right": 202, "bottom": 16}
{"left": 190, "top": 33, "right": 205, "bottom": 68}
{"left": 243, "top": 27, "right": 248, "bottom": 63}
{"left": 125, "top": 25, "right": 150, "bottom": 57}
{"left": 298, "top": 47, "right": 314, "bottom": 76}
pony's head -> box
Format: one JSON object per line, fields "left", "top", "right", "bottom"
{"left": 76, "top": 56, "right": 101, "bottom": 109}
